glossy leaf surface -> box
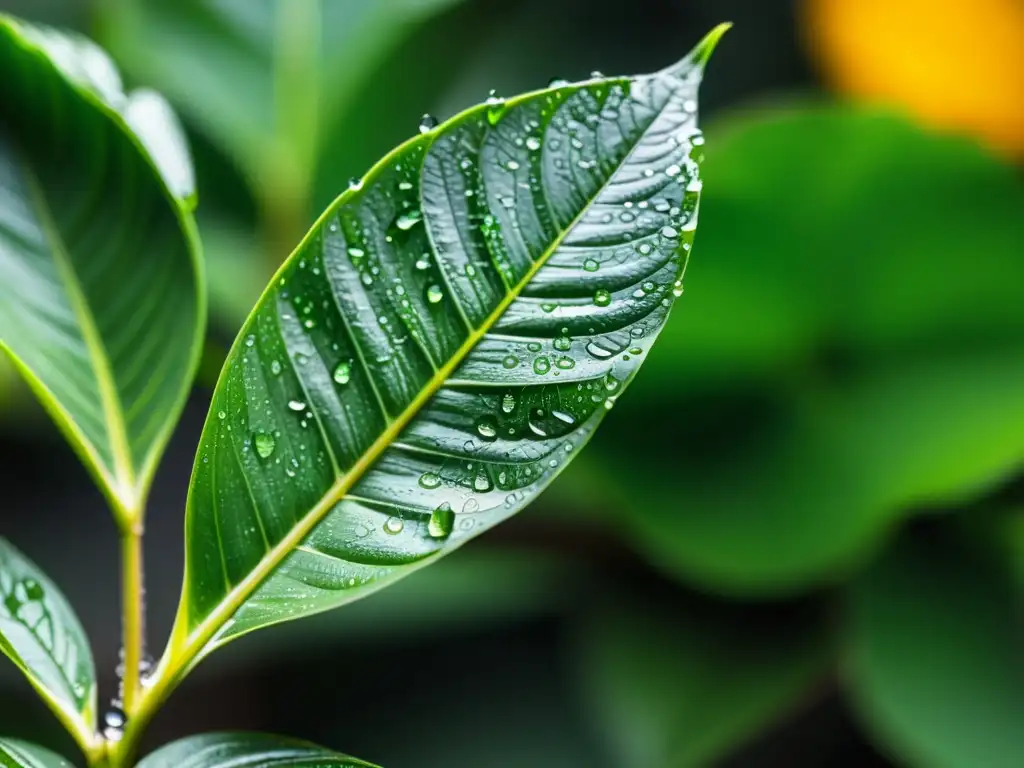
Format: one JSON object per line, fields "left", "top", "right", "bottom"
{"left": 0, "top": 739, "right": 73, "bottom": 768}
{"left": 171, "top": 27, "right": 726, "bottom": 663}
{"left": 0, "top": 539, "right": 96, "bottom": 748}
{"left": 0, "top": 18, "right": 203, "bottom": 519}
{"left": 846, "top": 534, "right": 1024, "bottom": 768}
{"left": 136, "top": 733, "right": 378, "bottom": 768}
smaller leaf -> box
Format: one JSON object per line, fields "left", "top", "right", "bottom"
{"left": 0, "top": 539, "right": 96, "bottom": 752}
{"left": 576, "top": 596, "right": 832, "bottom": 767}
{"left": 0, "top": 739, "right": 74, "bottom": 768}
{"left": 846, "top": 533, "right": 1024, "bottom": 768}
{"left": 136, "top": 733, "right": 379, "bottom": 768}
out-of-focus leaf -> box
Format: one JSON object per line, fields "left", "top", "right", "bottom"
{"left": 153, "top": 27, "right": 727, "bottom": 700}
{"left": 576, "top": 597, "right": 832, "bottom": 768}
{"left": 136, "top": 733, "right": 378, "bottom": 768}
{"left": 0, "top": 738, "right": 74, "bottom": 768}
{"left": 99, "top": 0, "right": 470, "bottom": 193}
{"left": 584, "top": 107, "right": 1024, "bottom": 595}
{"left": 0, "top": 17, "right": 204, "bottom": 522}
{"left": 845, "top": 533, "right": 1024, "bottom": 768}
{"left": 0, "top": 539, "right": 97, "bottom": 758}
{"left": 201, "top": 217, "right": 267, "bottom": 331}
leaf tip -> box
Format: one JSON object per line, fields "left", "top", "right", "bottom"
{"left": 692, "top": 22, "right": 732, "bottom": 68}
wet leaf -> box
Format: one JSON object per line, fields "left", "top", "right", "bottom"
{"left": 166, "top": 27, "right": 728, "bottom": 674}
{"left": 136, "top": 733, "right": 378, "bottom": 768}
{"left": 0, "top": 18, "right": 204, "bottom": 522}
{"left": 0, "top": 739, "right": 74, "bottom": 768}
{"left": 0, "top": 539, "right": 96, "bottom": 753}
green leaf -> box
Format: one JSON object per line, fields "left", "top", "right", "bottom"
{"left": 136, "top": 733, "right": 379, "bottom": 768}
{"left": 576, "top": 597, "right": 833, "bottom": 768}
{"left": 0, "top": 539, "right": 97, "bottom": 756}
{"left": 163, "top": 25, "right": 728, "bottom": 672}
{"left": 0, "top": 17, "right": 205, "bottom": 521}
{"left": 99, "top": 0, "right": 471, "bottom": 196}
{"left": 584, "top": 107, "right": 1024, "bottom": 595}
{"left": 845, "top": 533, "right": 1024, "bottom": 768}
{"left": 0, "top": 739, "right": 74, "bottom": 768}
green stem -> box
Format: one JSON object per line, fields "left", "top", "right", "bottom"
{"left": 120, "top": 526, "right": 144, "bottom": 715}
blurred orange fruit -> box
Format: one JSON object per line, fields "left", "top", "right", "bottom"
{"left": 803, "top": 0, "right": 1024, "bottom": 159}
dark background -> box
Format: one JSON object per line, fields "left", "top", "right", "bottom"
{"left": 1, "top": 1, "right": 1022, "bottom": 766}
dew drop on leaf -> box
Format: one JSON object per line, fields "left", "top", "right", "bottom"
{"left": 254, "top": 433, "right": 276, "bottom": 459}
{"left": 593, "top": 289, "right": 611, "bottom": 307}
{"left": 384, "top": 517, "right": 404, "bottom": 535}
{"left": 419, "top": 472, "right": 441, "bottom": 489}
{"left": 426, "top": 284, "right": 444, "bottom": 304}
{"left": 333, "top": 361, "right": 351, "bottom": 385}
{"left": 419, "top": 114, "right": 438, "bottom": 133}
{"left": 428, "top": 502, "right": 455, "bottom": 539}
{"left": 583, "top": 258, "right": 600, "bottom": 272}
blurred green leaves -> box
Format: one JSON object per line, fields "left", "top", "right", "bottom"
{"left": 576, "top": 597, "right": 833, "bottom": 768}
{"left": 579, "top": 106, "right": 1024, "bottom": 595}
{"left": 846, "top": 533, "right": 1024, "bottom": 768}
{"left": 0, "top": 738, "right": 74, "bottom": 768}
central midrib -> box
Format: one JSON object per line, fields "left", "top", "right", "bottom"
{"left": 177, "top": 70, "right": 680, "bottom": 660}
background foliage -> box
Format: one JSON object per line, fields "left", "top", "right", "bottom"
{"left": 1, "top": 1, "right": 1021, "bottom": 766}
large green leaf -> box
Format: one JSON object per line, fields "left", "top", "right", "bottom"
{"left": 0, "top": 18, "right": 204, "bottom": 520}
{"left": 161, "top": 26, "right": 727, "bottom": 674}
{"left": 577, "top": 107, "right": 1024, "bottom": 595}
{"left": 0, "top": 739, "right": 73, "bottom": 768}
{"left": 576, "top": 597, "right": 833, "bottom": 767}
{"left": 845, "top": 533, "right": 1024, "bottom": 768}
{"left": 0, "top": 539, "right": 96, "bottom": 756}
{"left": 137, "top": 733, "right": 378, "bottom": 768}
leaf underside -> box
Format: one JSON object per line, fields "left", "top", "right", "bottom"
{"left": 176, "top": 29, "right": 723, "bottom": 657}
{"left": 136, "top": 733, "right": 379, "bottom": 768}
{"left": 0, "top": 18, "right": 202, "bottom": 514}
{"left": 0, "top": 539, "right": 96, "bottom": 735}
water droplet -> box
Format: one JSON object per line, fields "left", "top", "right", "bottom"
{"left": 660, "top": 225, "right": 679, "bottom": 239}
{"left": 415, "top": 255, "right": 431, "bottom": 270}
{"left": 288, "top": 400, "right": 306, "bottom": 412}
{"left": 502, "top": 355, "right": 519, "bottom": 369}
{"left": 419, "top": 472, "right": 442, "bottom": 489}
{"left": 395, "top": 209, "right": 422, "bottom": 230}
{"left": 465, "top": 264, "right": 477, "bottom": 278}
{"left": 217, "top": 410, "right": 226, "bottom": 420}
{"left": 555, "top": 356, "right": 575, "bottom": 370}
{"left": 398, "top": 180, "right": 414, "bottom": 191}
{"left": 348, "top": 176, "right": 363, "bottom": 191}
{"left": 462, "top": 498, "right": 481, "bottom": 515}
{"left": 583, "top": 258, "right": 600, "bottom": 272}
{"left": 426, "top": 284, "right": 444, "bottom": 304}
{"left": 526, "top": 136, "right": 541, "bottom": 151}
{"left": 506, "top": 160, "right": 520, "bottom": 171}
{"left": 666, "top": 164, "right": 682, "bottom": 177}
{"left": 348, "top": 246, "right": 365, "bottom": 259}
{"left": 593, "top": 289, "right": 611, "bottom": 307}
{"left": 270, "top": 360, "right": 282, "bottom": 376}
{"left": 428, "top": 503, "right": 455, "bottom": 539}
{"left": 254, "top": 433, "right": 275, "bottom": 459}
{"left": 502, "top": 393, "right": 516, "bottom": 413}
{"left": 384, "top": 517, "right": 404, "bottom": 535}
{"left": 554, "top": 335, "right": 571, "bottom": 351}
{"left": 548, "top": 77, "right": 570, "bottom": 88}
{"left": 533, "top": 357, "right": 551, "bottom": 375}
{"left": 419, "top": 114, "right": 438, "bottom": 133}
{"left": 473, "top": 473, "right": 493, "bottom": 492}
{"left": 477, "top": 417, "right": 498, "bottom": 440}
{"left": 333, "top": 361, "right": 351, "bottom": 385}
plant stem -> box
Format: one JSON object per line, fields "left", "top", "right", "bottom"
{"left": 119, "top": 524, "right": 145, "bottom": 717}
